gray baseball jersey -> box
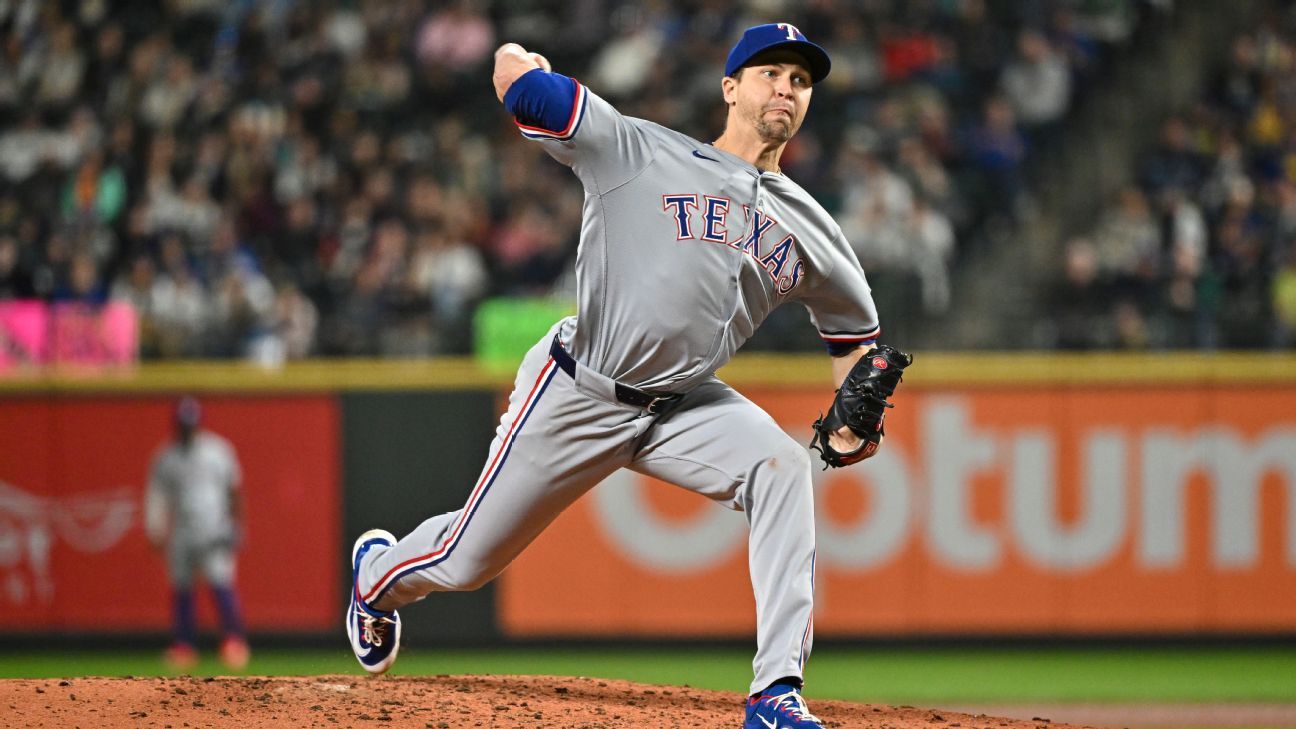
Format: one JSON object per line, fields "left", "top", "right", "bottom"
{"left": 355, "top": 73, "right": 880, "bottom": 695}
{"left": 537, "top": 83, "right": 879, "bottom": 391}
{"left": 146, "top": 430, "right": 242, "bottom": 587}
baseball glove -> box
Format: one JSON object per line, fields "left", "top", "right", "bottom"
{"left": 810, "top": 344, "right": 913, "bottom": 468}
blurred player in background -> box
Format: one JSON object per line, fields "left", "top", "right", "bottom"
{"left": 145, "top": 396, "right": 250, "bottom": 670}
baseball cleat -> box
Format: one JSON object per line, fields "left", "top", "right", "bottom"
{"left": 346, "top": 529, "right": 402, "bottom": 674}
{"left": 163, "top": 642, "right": 198, "bottom": 671}
{"left": 218, "top": 636, "right": 250, "bottom": 670}
{"left": 744, "top": 685, "right": 824, "bottom": 729}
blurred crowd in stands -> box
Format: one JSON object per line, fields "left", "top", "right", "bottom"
{"left": 0, "top": 0, "right": 1186, "bottom": 360}
{"left": 1051, "top": 4, "right": 1296, "bottom": 349}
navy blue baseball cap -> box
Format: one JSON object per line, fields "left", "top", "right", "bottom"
{"left": 725, "top": 23, "right": 831, "bottom": 84}
{"left": 175, "top": 396, "right": 202, "bottom": 427}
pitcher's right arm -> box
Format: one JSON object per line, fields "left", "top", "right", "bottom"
{"left": 492, "top": 42, "right": 652, "bottom": 192}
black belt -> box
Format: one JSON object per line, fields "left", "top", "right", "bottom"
{"left": 549, "top": 336, "right": 681, "bottom": 414}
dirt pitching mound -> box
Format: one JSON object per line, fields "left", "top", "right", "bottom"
{"left": 0, "top": 674, "right": 1095, "bottom": 728}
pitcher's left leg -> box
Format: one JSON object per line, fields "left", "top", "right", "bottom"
{"left": 629, "top": 380, "right": 817, "bottom": 696}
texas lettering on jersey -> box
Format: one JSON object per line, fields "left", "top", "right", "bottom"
{"left": 661, "top": 195, "right": 806, "bottom": 295}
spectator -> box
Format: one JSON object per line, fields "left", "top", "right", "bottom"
{"left": 204, "top": 220, "right": 276, "bottom": 358}
{"left": 50, "top": 250, "right": 107, "bottom": 305}
{"left": 110, "top": 253, "right": 163, "bottom": 357}
{"left": 963, "top": 95, "right": 1028, "bottom": 224}
{"left": 1211, "top": 34, "right": 1263, "bottom": 121}
{"left": 589, "top": 21, "right": 665, "bottom": 99}
{"left": 409, "top": 225, "right": 487, "bottom": 330}
{"left": 265, "top": 281, "right": 319, "bottom": 362}
{"left": 821, "top": 14, "right": 883, "bottom": 95}
{"left": 895, "top": 134, "right": 967, "bottom": 232}
{"left": 1139, "top": 117, "right": 1206, "bottom": 195}
{"left": 905, "top": 196, "right": 956, "bottom": 314}
{"left": 274, "top": 134, "right": 337, "bottom": 204}
{"left": 147, "top": 176, "right": 222, "bottom": 242}
{"left": 34, "top": 22, "right": 85, "bottom": 112}
{"left": 1154, "top": 187, "right": 1210, "bottom": 347}
{"left": 343, "top": 33, "right": 412, "bottom": 113}
{"left": 0, "top": 114, "right": 54, "bottom": 185}
{"left": 1092, "top": 186, "right": 1161, "bottom": 302}
{"left": 415, "top": 0, "right": 495, "bottom": 74}
{"left": 139, "top": 54, "right": 198, "bottom": 130}
{"left": 150, "top": 234, "right": 211, "bottom": 357}
{"left": 270, "top": 195, "right": 324, "bottom": 292}
{"left": 1048, "top": 237, "right": 1111, "bottom": 349}
{"left": 1213, "top": 214, "right": 1272, "bottom": 348}
{"left": 1047, "top": 5, "right": 1101, "bottom": 85}
{"left": 490, "top": 201, "right": 572, "bottom": 294}
{"left": 1112, "top": 298, "right": 1151, "bottom": 349}
{"left": 0, "top": 234, "right": 36, "bottom": 300}
{"left": 1070, "top": 0, "right": 1139, "bottom": 48}
{"left": 839, "top": 142, "right": 915, "bottom": 243}
{"left": 84, "top": 23, "right": 128, "bottom": 113}
{"left": 326, "top": 257, "right": 387, "bottom": 356}
{"left": 60, "top": 149, "right": 127, "bottom": 228}
{"left": 999, "top": 29, "right": 1071, "bottom": 147}
{"left": 879, "top": 19, "right": 943, "bottom": 84}
{"left": 949, "top": 0, "right": 1009, "bottom": 113}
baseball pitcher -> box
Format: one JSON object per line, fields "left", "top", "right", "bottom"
{"left": 346, "top": 23, "right": 912, "bottom": 728}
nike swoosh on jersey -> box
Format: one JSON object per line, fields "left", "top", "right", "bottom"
{"left": 692, "top": 149, "right": 719, "bottom": 162}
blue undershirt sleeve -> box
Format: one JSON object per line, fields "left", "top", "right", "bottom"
{"left": 825, "top": 338, "right": 877, "bottom": 357}
{"left": 503, "top": 68, "right": 580, "bottom": 132}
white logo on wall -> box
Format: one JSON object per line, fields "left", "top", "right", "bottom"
{"left": 591, "top": 470, "right": 747, "bottom": 573}
{"left": 0, "top": 481, "right": 138, "bottom": 604}
{"left": 588, "top": 398, "right": 1296, "bottom": 574}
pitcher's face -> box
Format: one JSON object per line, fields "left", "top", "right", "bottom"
{"left": 724, "top": 54, "right": 814, "bottom": 143}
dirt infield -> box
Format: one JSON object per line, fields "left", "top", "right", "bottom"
{"left": 0, "top": 674, "right": 1094, "bottom": 728}
{"left": 950, "top": 703, "right": 1296, "bottom": 728}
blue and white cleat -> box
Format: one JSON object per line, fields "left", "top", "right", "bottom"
{"left": 346, "top": 529, "right": 402, "bottom": 674}
{"left": 744, "top": 684, "right": 824, "bottom": 729}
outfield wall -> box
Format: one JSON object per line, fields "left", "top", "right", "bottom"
{"left": 0, "top": 394, "right": 343, "bottom": 633}
{"left": 0, "top": 353, "right": 1293, "bottom": 641}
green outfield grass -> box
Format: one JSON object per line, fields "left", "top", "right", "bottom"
{"left": 3, "top": 646, "right": 1295, "bottom": 704}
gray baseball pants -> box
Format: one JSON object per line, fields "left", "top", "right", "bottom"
{"left": 355, "top": 320, "right": 817, "bottom": 694}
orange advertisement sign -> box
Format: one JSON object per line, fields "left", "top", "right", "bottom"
{"left": 500, "top": 386, "right": 1296, "bottom": 636}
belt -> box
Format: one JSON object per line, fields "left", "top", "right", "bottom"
{"left": 549, "top": 336, "right": 681, "bottom": 414}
